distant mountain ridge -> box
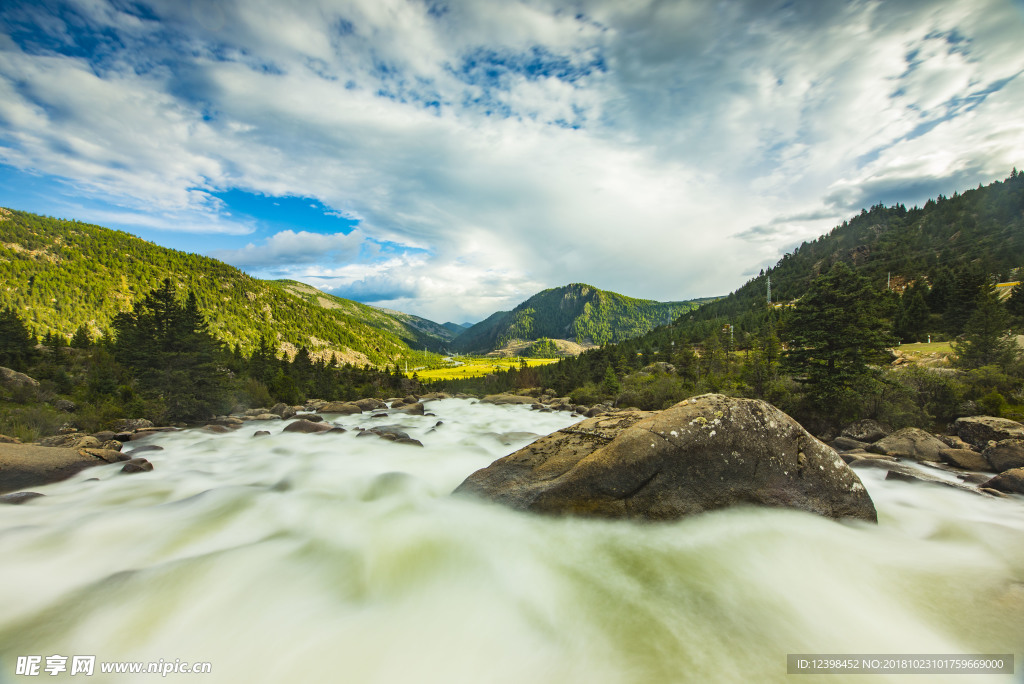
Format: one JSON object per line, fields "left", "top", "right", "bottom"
{"left": 0, "top": 208, "right": 451, "bottom": 365}
{"left": 450, "top": 283, "right": 710, "bottom": 354}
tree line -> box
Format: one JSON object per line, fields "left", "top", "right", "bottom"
{"left": 0, "top": 279, "right": 421, "bottom": 440}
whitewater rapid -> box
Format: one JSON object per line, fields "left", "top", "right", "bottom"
{"left": 1, "top": 399, "right": 1022, "bottom": 683}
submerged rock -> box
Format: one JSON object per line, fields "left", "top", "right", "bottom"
{"left": 454, "top": 394, "right": 876, "bottom": 523}
{"left": 121, "top": 457, "right": 153, "bottom": 474}
{"left": 0, "top": 491, "right": 44, "bottom": 505}
{"left": 282, "top": 419, "right": 334, "bottom": 434}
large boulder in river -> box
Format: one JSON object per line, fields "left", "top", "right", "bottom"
{"left": 982, "top": 467, "right": 1024, "bottom": 495}
{"left": 982, "top": 439, "right": 1024, "bottom": 473}
{"left": 868, "top": 427, "right": 948, "bottom": 462}
{"left": 953, "top": 416, "right": 1024, "bottom": 447}
{"left": 0, "top": 444, "right": 125, "bottom": 494}
{"left": 840, "top": 419, "right": 890, "bottom": 443}
{"left": 454, "top": 394, "right": 876, "bottom": 523}
{"left": 317, "top": 401, "right": 362, "bottom": 415}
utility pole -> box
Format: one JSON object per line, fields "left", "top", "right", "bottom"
{"left": 766, "top": 274, "right": 771, "bottom": 304}
{"left": 887, "top": 272, "right": 891, "bottom": 289}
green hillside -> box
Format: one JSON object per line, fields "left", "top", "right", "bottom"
{"left": 0, "top": 207, "right": 446, "bottom": 366}
{"left": 450, "top": 283, "right": 707, "bottom": 353}
{"left": 667, "top": 169, "right": 1024, "bottom": 343}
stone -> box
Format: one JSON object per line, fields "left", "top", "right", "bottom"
{"left": 0, "top": 366, "right": 39, "bottom": 388}
{"left": 122, "top": 445, "right": 163, "bottom": 456}
{"left": 938, "top": 448, "right": 992, "bottom": 472}
{"left": 201, "top": 424, "right": 232, "bottom": 433}
{"left": 395, "top": 402, "right": 424, "bottom": 415}
{"left": 981, "top": 468, "right": 1024, "bottom": 495}
{"left": 454, "top": 394, "right": 876, "bottom": 523}
{"left": 0, "top": 444, "right": 116, "bottom": 493}
{"left": 480, "top": 394, "right": 537, "bottom": 405}
{"left": 270, "top": 403, "right": 288, "bottom": 416}
{"left": 80, "top": 448, "right": 130, "bottom": 463}
{"left": 302, "top": 414, "right": 324, "bottom": 423}
{"left": 207, "top": 416, "right": 244, "bottom": 428}
{"left": 121, "top": 458, "right": 154, "bottom": 474}
{"left": 354, "top": 398, "right": 388, "bottom": 411}
{"left": 0, "top": 434, "right": 21, "bottom": 444}
{"left": 954, "top": 416, "right": 1024, "bottom": 447}
{"left": 54, "top": 399, "right": 76, "bottom": 412}
{"left": 111, "top": 418, "right": 154, "bottom": 432}
{"left": 869, "top": 427, "right": 949, "bottom": 462}
{"left": 585, "top": 406, "right": 608, "bottom": 418}
{"left": 981, "top": 439, "right": 1024, "bottom": 473}
{"left": 840, "top": 419, "right": 891, "bottom": 443}
{"left": 0, "top": 491, "right": 44, "bottom": 505}
{"left": 282, "top": 419, "right": 334, "bottom": 434}
{"left": 250, "top": 413, "right": 281, "bottom": 421}
{"left": 253, "top": 431, "right": 271, "bottom": 438}
{"left": 317, "top": 402, "right": 363, "bottom": 415}
{"left": 831, "top": 436, "right": 872, "bottom": 452}
{"left": 39, "top": 434, "right": 101, "bottom": 449}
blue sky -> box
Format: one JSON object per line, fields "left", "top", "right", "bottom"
{"left": 1, "top": 0, "right": 1023, "bottom": 323}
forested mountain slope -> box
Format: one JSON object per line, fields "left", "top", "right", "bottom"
{"left": 0, "top": 208, "right": 449, "bottom": 365}
{"left": 450, "top": 283, "right": 709, "bottom": 353}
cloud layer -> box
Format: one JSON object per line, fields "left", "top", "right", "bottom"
{"left": 1, "top": 0, "right": 1023, "bottom": 321}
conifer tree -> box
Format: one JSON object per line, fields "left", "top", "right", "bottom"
{"left": 952, "top": 286, "right": 1018, "bottom": 369}
{"left": 781, "top": 262, "right": 895, "bottom": 416}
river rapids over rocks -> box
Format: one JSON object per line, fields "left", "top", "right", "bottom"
{"left": 1, "top": 399, "right": 1022, "bottom": 683}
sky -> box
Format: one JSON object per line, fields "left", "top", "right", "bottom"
{"left": 1, "top": 0, "right": 1023, "bottom": 324}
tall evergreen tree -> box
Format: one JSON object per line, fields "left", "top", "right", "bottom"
{"left": 952, "top": 286, "right": 1018, "bottom": 369}
{"left": 0, "top": 307, "right": 36, "bottom": 371}
{"left": 112, "top": 279, "right": 229, "bottom": 422}
{"left": 781, "top": 262, "right": 895, "bottom": 417}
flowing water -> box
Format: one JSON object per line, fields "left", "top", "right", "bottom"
{"left": 1, "top": 399, "right": 1022, "bottom": 683}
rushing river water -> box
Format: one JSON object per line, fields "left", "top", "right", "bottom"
{"left": 1, "top": 399, "right": 1022, "bottom": 683}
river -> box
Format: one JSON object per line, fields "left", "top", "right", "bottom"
{"left": 1, "top": 399, "right": 1022, "bottom": 683}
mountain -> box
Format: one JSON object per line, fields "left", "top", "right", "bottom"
{"left": 442, "top": 321, "right": 470, "bottom": 335}
{"left": 0, "top": 207, "right": 450, "bottom": 365}
{"left": 449, "top": 283, "right": 710, "bottom": 354}
{"left": 658, "top": 168, "right": 1024, "bottom": 344}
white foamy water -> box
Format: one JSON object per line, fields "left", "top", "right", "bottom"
{"left": 1, "top": 399, "right": 1022, "bottom": 683}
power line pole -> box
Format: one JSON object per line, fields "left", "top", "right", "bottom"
{"left": 766, "top": 274, "right": 772, "bottom": 303}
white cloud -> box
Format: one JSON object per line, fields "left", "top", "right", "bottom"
{"left": 1, "top": 0, "right": 1023, "bottom": 322}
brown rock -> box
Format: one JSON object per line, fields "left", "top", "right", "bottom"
{"left": 840, "top": 419, "right": 891, "bottom": 443}
{"left": 981, "top": 439, "right": 1024, "bottom": 473}
{"left": 354, "top": 398, "right": 388, "bottom": 411}
{"left": 121, "top": 458, "right": 154, "bottom": 474}
{"left": 317, "top": 402, "right": 363, "bottom": 415}
{"left": 480, "top": 394, "right": 537, "bottom": 405}
{"left": 981, "top": 468, "right": 1024, "bottom": 495}
{"left": 954, "top": 416, "right": 1024, "bottom": 447}
{"left": 282, "top": 419, "right": 334, "bottom": 434}
{"left": 938, "top": 448, "right": 992, "bottom": 472}
{"left": 869, "top": 428, "right": 948, "bottom": 462}
{"left": 0, "top": 444, "right": 114, "bottom": 493}
{"left": 395, "top": 402, "right": 425, "bottom": 415}
{"left": 454, "top": 394, "right": 876, "bottom": 523}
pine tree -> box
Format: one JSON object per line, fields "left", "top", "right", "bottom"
{"left": 0, "top": 307, "right": 36, "bottom": 371}
{"left": 952, "top": 286, "right": 1018, "bottom": 369}
{"left": 781, "top": 262, "right": 895, "bottom": 416}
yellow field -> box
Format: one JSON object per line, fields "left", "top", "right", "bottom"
{"left": 409, "top": 357, "right": 561, "bottom": 381}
